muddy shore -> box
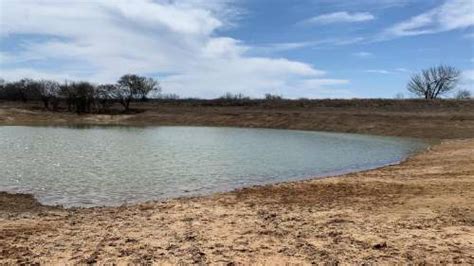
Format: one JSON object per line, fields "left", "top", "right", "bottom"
{"left": 1, "top": 101, "right": 473, "bottom": 264}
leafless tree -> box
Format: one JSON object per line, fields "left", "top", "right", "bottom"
{"left": 115, "top": 74, "right": 157, "bottom": 111}
{"left": 455, "top": 89, "right": 472, "bottom": 99}
{"left": 0, "top": 79, "right": 36, "bottom": 102}
{"left": 407, "top": 65, "right": 461, "bottom": 100}
{"left": 159, "top": 93, "right": 180, "bottom": 100}
{"left": 71, "top": 82, "right": 95, "bottom": 113}
{"left": 58, "top": 81, "right": 95, "bottom": 113}
{"left": 36, "top": 80, "right": 61, "bottom": 110}
{"left": 394, "top": 92, "right": 405, "bottom": 99}
{"left": 1, "top": 74, "right": 162, "bottom": 113}
{"left": 0, "top": 81, "right": 21, "bottom": 101}
{"left": 59, "top": 81, "right": 76, "bottom": 112}
{"left": 265, "top": 93, "right": 283, "bottom": 101}
{"left": 140, "top": 77, "right": 161, "bottom": 101}
{"left": 95, "top": 84, "right": 116, "bottom": 112}
{"left": 115, "top": 75, "right": 139, "bottom": 111}
{"left": 220, "top": 92, "right": 250, "bottom": 100}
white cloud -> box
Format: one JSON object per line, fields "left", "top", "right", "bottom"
{"left": 0, "top": 0, "right": 350, "bottom": 98}
{"left": 383, "top": 0, "right": 474, "bottom": 38}
{"left": 366, "top": 68, "right": 413, "bottom": 74}
{"left": 0, "top": 68, "right": 83, "bottom": 81}
{"left": 462, "top": 69, "right": 474, "bottom": 84}
{"left": 0, "top": 52, "right": 13, "bottom": 64}
{"left": 257, "top": 42, "right": 317, "bottom": 53}
{"left": 302, "top": 12, "right": 375, "bottom": 25}
{"left": 365, "top": 69, "right": 392, "bottom": 74}
{"left": 395, "top": 68, "right": 410, "bottom": 73}
{"left": 353, "top": 52, "right": 374, "bottom": 58}
{"left": 464, "top": 69, "right": 474, "bottom": 81}
{"left": 310, "top": 0, "right": 409, "bottom": 10}
{"left": 286, "top": 78, "right": 353, "bottom": 98}
{"left": 162, "top": 57, "right": 328, "bottom": 98}
{"left": 461, "top": 69, "right": 474, "bottom": 91}
{"left": 256, "top": 37, "right": 367, "bottom": 53}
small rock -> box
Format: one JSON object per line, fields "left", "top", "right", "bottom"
{"left": 372, "top": 242, "right": 387, "bottom": 250}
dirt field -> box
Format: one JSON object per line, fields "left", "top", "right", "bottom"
{"left": 1, "top": 101, "right": 473, "bottom": 264}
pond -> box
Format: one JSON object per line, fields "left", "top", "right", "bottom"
{"left": 0, "top": 126, "right": 427, "bottom": 207}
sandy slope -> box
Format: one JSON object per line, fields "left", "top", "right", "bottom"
{"left": 1, "top": 139, "right": 473, "bottom": 264}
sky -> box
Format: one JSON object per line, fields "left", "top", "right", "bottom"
{"left": 0, "top": 0, "right": 473, "bottom": 99}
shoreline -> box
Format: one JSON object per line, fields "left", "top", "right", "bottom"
{"left": 1, "top": 103, "right": 473, "bottom": 264}
{"left": 2, "top": 100, "right": 474, "bottom": 139}
{"left": 0, "top": 140, "right": 429, "bottom": 210}
{"left": 1, "top": 138, "right": 472, "bottom": 264}
{"left": 0, "top": 124, "right": 430, "bottom": 209}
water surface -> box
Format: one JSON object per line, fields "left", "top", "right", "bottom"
{"left": 0, "top": 126, "right": 426, "bottom": 207}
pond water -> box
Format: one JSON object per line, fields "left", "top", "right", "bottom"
{"left": 0, "top": 126, "right": 427, "bottom": 207}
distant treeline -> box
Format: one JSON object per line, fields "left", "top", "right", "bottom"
{"left": 0, "top": 74, "right": 291, "bottom": 114}
{"left": 0, "top": 74, "right": 160, "bottom": 113}
{"left": 1, "top": 72, "right": 472, "bottom": 114}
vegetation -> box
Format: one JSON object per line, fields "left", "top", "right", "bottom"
{"left": 0, "top": 74, "right": 161, "bottom": 113}
{"left": 455, "top": 89, "right": 472, "bottom": 100}
{"left": 407, "top": 65, "right": 461, "bottom": 100}
{"left": 394, "top": 93, "right": 405, "bottom": 99}
{"left": 1, "top": 67, "right": 471, "bottom": 114}
{"left": 219, "top": 92, "right": 251, "bottom": 101}
{"left": 264, "top": 93, "right": 283, "bottom": 101}
{"left": 159, "top": 93, "right": 180, "bottom": 100}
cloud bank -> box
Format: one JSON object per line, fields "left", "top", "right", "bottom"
{"left": 383, "top": 0, "right": 474, "bottom": 38}
{"left": 302, "top": 12, "right": 375, "bottom": 25}
{"left": 0, "top": 0, "right": 351, "bottom": 98}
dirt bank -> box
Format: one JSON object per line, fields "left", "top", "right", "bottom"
{"left": 1, "top": 139, "right": 473, "bottom": 264}
{"left": 1, "top": 100, "right": 474, "bottom": 139}
{"left": 1, "top": 101, "right": 473, "bottom": 264}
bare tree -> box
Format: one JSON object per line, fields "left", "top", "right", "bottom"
{"left": 394, "top": 92, "right": 405, "bottom": 99}
{"left": 71, "top": 82, "right": 95, "bottom": 113}
{"left": 59, "top": 81, "right": 76, "bottom": 112}
{"left": 1, "top": 74, "right": 162, "bottom": 113}
{"left": 220, "top": 92, "right": 250, "bottom": 100}
{"left": 95, "top": 84, "right": 116, "bottom": 112}
{"left": 0, "top": 79, "right": 36, "bottom": 102}
{"left": 159, "top": 93, "right": 180, "bottom": 100}
{"left": 455, "top": 89, "right": 472, "bottom": 99}
{"left": 140, "top": 77, "right": 161, "bottom": 101}
{"left": 0, "top": 78, "right": 7, "bottom": 100}
{"left": 265, "top": 93, "right": 283, "bottom": 101}
{"left": 115, "top": 74, "right": 146, "bottom": 111}
{"left": 58, "top": 81, "right": 95, "bottom": 113}
{"left": 36, "top": 80, "right": 61, "bottom": 110}
{"left": 407, "top": 65, "right": 461, "bottom": 100}
{"left": 0, "top": 81, "right": 23, "bottom": 101}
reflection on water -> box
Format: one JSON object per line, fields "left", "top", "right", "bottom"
{"left": 0, "top": 126, "right": 427, "bottom": 207}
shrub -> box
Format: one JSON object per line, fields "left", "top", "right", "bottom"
{"left": 455, "top": 89, "right": 472, "bottom": 100}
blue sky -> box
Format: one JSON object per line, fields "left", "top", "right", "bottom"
{"left": 0, "top": 0, "right": 473, "bottom": 98}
